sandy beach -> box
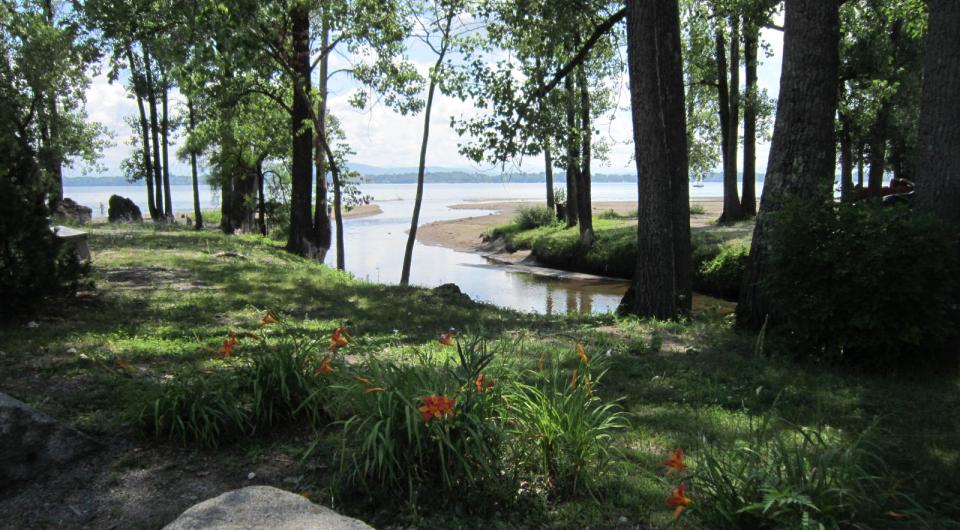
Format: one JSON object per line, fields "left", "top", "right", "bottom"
{"left": 417, "top": 197, "right": 724, "bottom": 254}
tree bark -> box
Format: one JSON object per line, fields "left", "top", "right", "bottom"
{"left": 576, "top": 54, "right": 594, "bottom": 246}
{"left": 313, "top": 14, "right": 332, "bottom": 256}
{"left": 867, "top": 99, "right": 890, "bottom": 196}
{"left": 915, "top": 0, "right": 960, "bottom": 231}
{"left": 737, "top": 0, "right": 840, "bottom": 329}
{"left": 621, "top": 0, "right": 690, "bottom": 319}
{"left": 256, "top": 157, "right": 266, "bottom": 235}
{"left": 839, "top": 110, "right": 854, "bottom": 202}
{"left": 286, "top": 4, "right": 322, "bottom": 258}
{"left": 42, "top": 0, "right": 62, "bottom": 204}
{"left": 564, "top": 69, "right": 579, "bottom": 228}
{"left": 716, "top": 15, "right": 743, "bottom": 223}
{"left": 544, "top": 141, "right": 555, "bottom": 210}
{"left": 127, "top": 46, "right": 157, "bottom": 220}
{"left": 144, "top": 50, "right": 165, "bottom": 220}
{"left": 401, "top": 11, "right": 453, "bottom": 285}
{"left": 742, "top": 17, "right": 759, "bottom": 216}
{"left": 160, "top": 74, "right": 173, "bottom": 218}
{"left": 187, "top": 99, "right": 203, "bottom": 230}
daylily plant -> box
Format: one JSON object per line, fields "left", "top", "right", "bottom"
{"left": 419, "top": 394, "right": 456, "bottom": 422}
{"left": 666, "top": 483, "right": 692, "bottom": 520}
{"left": 329, "top": 326, "right": 349, "bottom": 350}
{"left": 662, "top": 448, "right": 686, "bottom": 475}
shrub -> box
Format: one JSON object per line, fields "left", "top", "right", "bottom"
{"left": 686, "top": 416, "right": 931, "bottom": 529}
{"left": 504, "top": 348, "right": 628, "bottom": 497}
{"left": 689, "top": 203, "right": 707, "bottom": 215}
{"left": 694, "top": 243, "right": 749, "bottom": 300}
{"left": 0, "top": 117, "right": 86, "bottom": 317}
{"left": 764, "top": 201, "right": 958, "bottom": 367}
{"left": 515, "top": 206, "right": 558, "bottom": 230}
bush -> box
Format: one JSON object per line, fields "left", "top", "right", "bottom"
{"left": 515, "top": 206, "right": 558, "bottom": 230}
{"left": 0, "top": 115, "right": 86, "bottom": 318}
{"left": 686, "top": 416, "right": 931, "bottom": 529}
{"left": 694, "top": 243, "right": 749, "bottom": 300}
{"left": 764, "top": 201, "right": 958, "bottom": 367}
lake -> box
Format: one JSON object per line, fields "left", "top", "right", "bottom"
{"left": 64, "top": 180, "right": 758, "bottom": 315}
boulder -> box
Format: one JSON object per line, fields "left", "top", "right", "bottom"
{"left": 433, "top": 283, "right": 473, "bottom": 305}
{"left": 163, "top": 486, "right": 374, "bottom": 530}
{"left": 0, "top": 392, "right": 100, "bottom": 489}
{"left": 55, "top": 198, "right": 92, "bottom": 223}
{"left": 108, "top": 195, "right": 143, "bottom": 223}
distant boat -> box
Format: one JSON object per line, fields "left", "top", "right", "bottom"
{"left": 692, "top": 175, "right": 705, "bottom": 188}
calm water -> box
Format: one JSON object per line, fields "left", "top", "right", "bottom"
{"left": 64, "top": 180, "right": 758, "bottom": 315}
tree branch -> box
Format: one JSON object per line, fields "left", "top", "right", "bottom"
{"left": 533, "top": 7, "right": 627, "bottom": 100}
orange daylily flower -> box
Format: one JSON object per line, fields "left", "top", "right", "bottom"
{"left": 316, "top": 355, "right": 335, "bottom": 374}
{"left": 419, "top": 394, "right": 456, "bottom": 422}
{"left": 662, "top": 448, "right": 687, "bottom": 475}
{"left": 215, "top": 336, "right": 239, "bottom": 359}
{"left": 475, "top": 372, "right": 494, "bottom": 392}
{"left": 577, "top": 343, "right": 589, "bottom": 365}
{"left": 259, "top": 312, "right": 277, "bottom": 326}
{"left": 438, "top": 328, "right": 456, "bottom": 346}
{"left": 328, "top": 326, "right": 349, "bottom": 350}
{"left": 364, "top": 387, "right": 385, "bottom": 394}
{"left": 570, "top": 367, "right": 579, "bottom": 390}
{"left": 666, "top": 483, "right": 692, "bottom": 520}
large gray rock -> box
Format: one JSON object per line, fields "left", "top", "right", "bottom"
{"left": 55, "top": 198, "right": 93, "bottom": 223}
{"left": 163, "top": 486, "right": 374, "bottom": 530}
{"left": 0, "top": 392, "right": 100, "bottom": 489}
{"left": 108, "top": 194, "right": 143, "bottom": 223}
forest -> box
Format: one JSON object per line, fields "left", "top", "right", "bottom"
{"left": 1, "top": 0, "right": 958, "bottom": 528}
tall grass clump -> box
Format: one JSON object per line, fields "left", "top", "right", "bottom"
{"left": 504, "top": 348, "right": 628, "bottom": 497}
{"left": 685, "top": 415, "right": 932, "bottom": 529}
{"left": 334, "top": 337, "right": 505, "bottom": 504}
{"left": 131, "top": 370, "right": 251, "bottom": 448}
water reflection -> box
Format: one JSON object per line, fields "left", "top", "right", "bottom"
{"left": 328, "top": 183, "right": 643, "bottom": 314}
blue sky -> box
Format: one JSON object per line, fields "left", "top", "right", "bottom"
{"left": 77, "top": 13, "right": 784, "bottom": 178}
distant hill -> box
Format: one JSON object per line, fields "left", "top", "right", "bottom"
{"left": 66, "top": 168, "right": 729, "bottom": 186}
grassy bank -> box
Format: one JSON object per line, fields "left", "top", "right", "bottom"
{"left": 488, "top": 214, "right": 753, "bottom": 299}
{"left": 1, "top": 223, "right": 957, "bottom": 528}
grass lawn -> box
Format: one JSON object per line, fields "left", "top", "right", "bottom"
{"left": 1, "top": 222, "right": 957, "bottom": 529}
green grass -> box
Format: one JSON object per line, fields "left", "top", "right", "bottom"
{"left": 1, "top": 223, "right": 957, "bottom": 528}
{"left": 487, "top": 216, "right": 752, "bottom": 284}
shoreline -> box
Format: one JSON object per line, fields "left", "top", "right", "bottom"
{"left": 417, "top": 198, "right": 724, "bottom": 254}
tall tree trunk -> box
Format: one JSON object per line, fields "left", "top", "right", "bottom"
{"left": 621, "top": 0, "right": 691, "bottom": 319}
{"left": 256, "top": 157, "right": 266, "bottom": 235}
{"left": 544, "top": 141, "right": 555, "bottom": 210}
{"left": 144, "top": 50, "right": 165, "bottom": 220}
{"left": 737, "top": 0, "right": 840, "bottom": 329}
{"left": 564, "top": 70, "right": 579, "bottom": 228}
{"left": 867, "top": 100, "right": 890, "bottom": 196}
{"left": 187, "top": 99, "right": 203, "bottom": 230}
{"left": 742, "top": 17, "right": 759, "bottom": 216}
{"left": 42, "top": 0, "right": 62, "bottom": 204}
{"left": 160, "top": 74, "right": 173, "bottom": 218}
{"left": 839, "top": 111, "right": 854, "bottom": 202}
{"left": 857, "top": 146, "right": 864, "bottom": 189}
{"left": 286, "top": 4, "right": 321, "bottom": 258}
{"left": 127, "top": 46, "right": 157, "bottom": 220}
{"left": 313, "top": 15, "right": 332, "bottom": 256}
{"left": 915, "top": 0, "right": 960, "bottom": 231}
{"left": 716, "top": 16, "right": 742, "bottom": 223}
{"left": 401, "top": 12, "right": 453, "bottom": 285}
{"left": 576, "top": 50, "right": 594, "bottom": 246}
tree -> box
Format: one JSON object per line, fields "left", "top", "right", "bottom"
{"left": 915, "top": 0, "right": 960, "bottom": 231}
{"left": 737, "top": 0, "right": 840, "bottom": 329}
{"left": 400, "top": 0, "right": 461, "bottom": 286}
{"left": 620, "top": 0, "right": 691, "bottom": 318}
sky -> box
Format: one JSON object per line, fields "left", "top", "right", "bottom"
{"left": 75, "top": 12, "right": 784, "bottom": 178}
